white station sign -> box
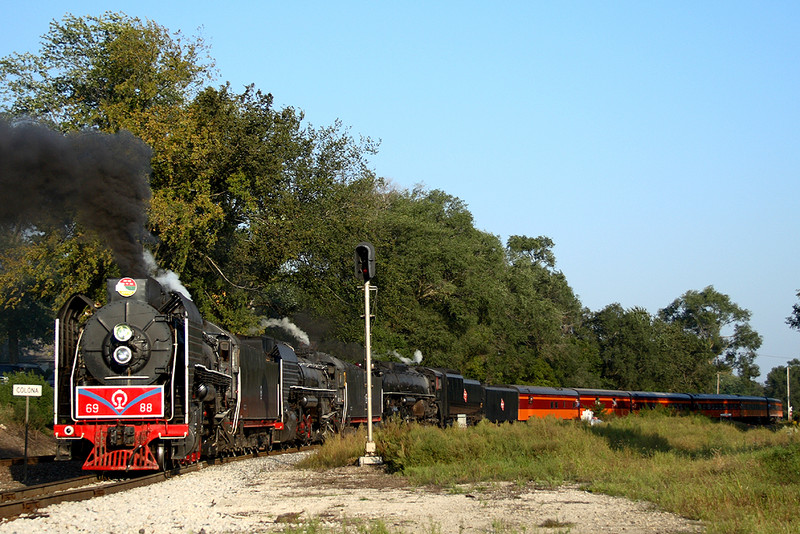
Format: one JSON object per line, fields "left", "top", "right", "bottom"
{"left": 13, "top": 384, "right": 42, "bottom": 397}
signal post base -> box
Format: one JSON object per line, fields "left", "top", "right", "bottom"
{"left": 359, "top": 454, "right": 383, "bottom": 466}
{"left": 359, "top": 440, "right": 383, "bottom": 466}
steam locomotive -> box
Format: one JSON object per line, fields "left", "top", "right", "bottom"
{"left": 53, "top": 277, "right": 782, "bottom": 472}
{"left": 53, "top": 277, "right": 380, "bottom": 470}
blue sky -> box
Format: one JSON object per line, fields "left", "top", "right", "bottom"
{"left": 4, "top": 2, "right": 799, "bottom": 381}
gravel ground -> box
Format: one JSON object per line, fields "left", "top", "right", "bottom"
{"left": 0, "top": 451, "right": 704, "bottom": 534}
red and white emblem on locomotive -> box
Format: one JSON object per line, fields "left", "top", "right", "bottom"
{"left": 501, "top": 398, "right": 505, "bottom": 411}
{"left": 76, "top": 386, "right": 164, "bottom": 418}
{"left": 463, "top": 388, "right": 468, "bottom": 402}
{"left": 115, "top": 277, "right": 138, "bottom": 297}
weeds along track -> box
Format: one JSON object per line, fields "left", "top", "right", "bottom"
{"left": 0, "top": 445, "right": 317, "bottom": 520}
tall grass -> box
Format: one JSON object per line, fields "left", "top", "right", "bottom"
{"left": 304, "top": 412, "right": 800, "bottom": 534}
{"left": 296, "top": 428, "right": 370, "bottom": 470}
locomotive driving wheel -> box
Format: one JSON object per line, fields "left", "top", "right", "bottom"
{"left": 154, "top": 442, "right": 174, "bottom": 471}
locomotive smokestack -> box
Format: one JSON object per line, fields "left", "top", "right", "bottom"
{"left": 0, "top": 120, "right": 152, "bottom": 276}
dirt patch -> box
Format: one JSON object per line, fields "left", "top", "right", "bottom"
{"left": 0, "top": 422, "right": 61, "bottom": 490}
{"left": 0, "top": 422, "right": 56, "bottom": 458}
{"left": 268, "top": 463, "right": 704, "bottom": 534}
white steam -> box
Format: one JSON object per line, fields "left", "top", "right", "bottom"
{"left": 143, "top": 250, "right": 193, "bottom": 300}
{"left": 391, "top": 349, "right": 423, "bottom": 365}
{"left": 260, "top": 317, "right": 310, "bottom": 346}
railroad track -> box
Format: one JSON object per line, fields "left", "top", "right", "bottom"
{"left": 0, "top": 445, "right": 316, "bottom": 521}
{"left": 1, "top": 473, "right": 106, "bottom": 518}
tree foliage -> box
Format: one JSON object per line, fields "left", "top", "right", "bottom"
{"left": 659, "top": 286, "right": 761, "bottom": 382}
{"left": 765, "top": 358, "right": 800, "bottom": 419}
{"left": 0, "top": 12, "right": 212, "bottom": 130}
{"left": 368, "top": 188, "right": 506, "bottom": 373}
{"left": 584, "top": 304, "right": 716, "bottom": 392}
{"left": 788, "top": 291, "right": 800, "bottom": 332}
{"left": 0, "top": 13, "right": 212, "bottom": 357}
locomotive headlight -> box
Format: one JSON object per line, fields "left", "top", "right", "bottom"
{"left": 113, "top": 345, "right": 133, "bottom": 365}
{"left": 113, "top": 323, "right": 134, "bottom": 342}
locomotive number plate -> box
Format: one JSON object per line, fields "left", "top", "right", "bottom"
{"left": 76, "top": 386, "right": 164, "bottom": 418}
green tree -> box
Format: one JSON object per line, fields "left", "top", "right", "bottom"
{"left": 659, "top": 286, "right": 761, "bottom": 383}
{"left": 0, "top": 13, "right": 382, "bottom": 338}
{"left": 362, "top": 188, "right": 507, "bottom": 375}
{"left": 506, "top": 235, "right": 556, "bottom": 270}
{"left": 588, "top": 304, "right": 652, "bottom": 390}
{"left": 658, "top": 321, "right": 717, "bottom": 393}
{"left": 0, "top": 12, "right": 212, "bottom": 131}
{"left": 585, "top": 303, "right": 717, "bottom": 392}
{"left": 788, "top": 290, "right": 800, "bottom": 331}
{"left": 765, "top": 358, "right": 800, "bottom": 418}
{"left": 140, "top": 85, "right": 379, "bottom": 331}
{"left": 499, "top": 235, "right": 584, "bottom": 386}
{"left": 776, "top": 292, "right": 800, "bottom": 416}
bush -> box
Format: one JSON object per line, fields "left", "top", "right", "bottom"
{"left": 0, "top": 371, "right": 54, "bottom": 430}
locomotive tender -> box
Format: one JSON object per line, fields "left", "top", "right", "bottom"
{"left": 53, "top": 277, "right": 783, "bottom": 472}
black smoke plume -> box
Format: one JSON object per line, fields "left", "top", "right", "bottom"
{"left": 0, "top": 120, "right": 152, "bottom": 277}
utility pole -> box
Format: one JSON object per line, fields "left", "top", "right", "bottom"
{"left": 788, "top": 366, "right": 793, "bottom": 422}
